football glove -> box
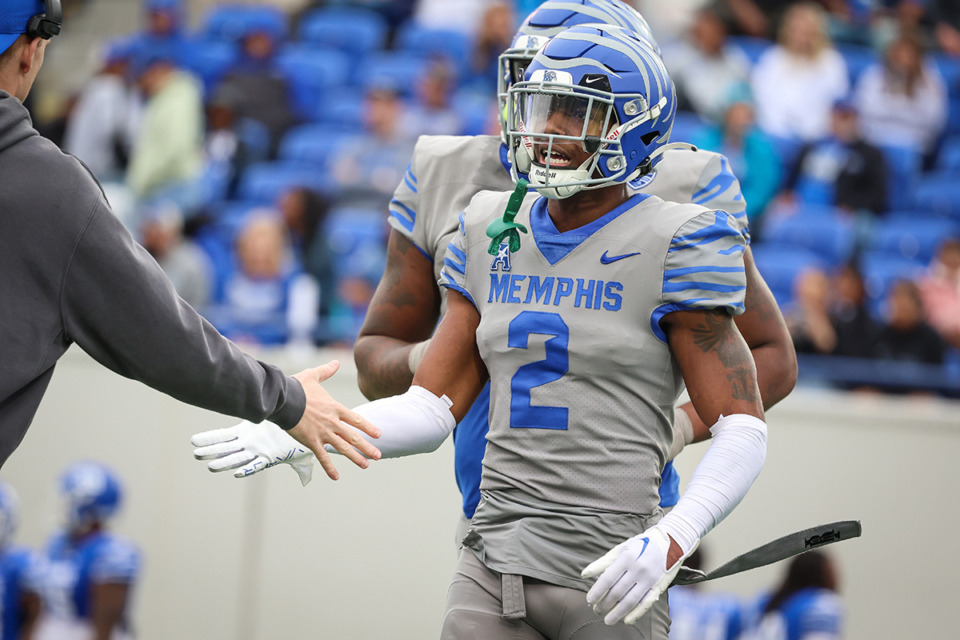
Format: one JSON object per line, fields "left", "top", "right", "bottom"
{"left": 192, "top": 421, "right": 314, "bottom": 486}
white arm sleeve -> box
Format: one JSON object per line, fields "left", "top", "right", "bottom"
{"left": 658, "top": 413, "right": 767, "bottom": 553}
{"left": 327, "top": 385, "right": 455, "bottom": 458}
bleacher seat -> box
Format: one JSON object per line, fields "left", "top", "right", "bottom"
{"left": 837, "top": 45, "right": 877, "bottom": 85}
{"left": 176, "top": 39, "right": 239, "bottom": 94}
{"left": 202, "top": 4, "right": 288, "bottom": 43}
{"left": 880, "top": 143, "right": 922, "bottom": 212}
{"left": 867, "top": 218, "right": 960, "bottom": 263}
{"left": 936, "top": 136, "right": 960, "bottom": 171}
{"left": 749, "top": 245, "right": 824, "bottom": 306}
{"left": 727, "top": 36, "right": 771, "bottom": 64}
{"left": 913, "top": 172, "right": 960, "bottom": 220}
{"left": 760, "top": 212, "right": 857, "bottom": 266}
{"left": 453, "top": 91, "right": 494, "bottom": 136}
{"left": 325, "top": 208, "right": 388, "bottom": 281}
{"left": 933, "top": 53, "right": 960, "bottom": 98}
{"left": 298, "top": 7, "right": 388, "bottom": 58}
{"left": 278, "top": 124, "right": 362, "bottom": 168}
{"left": 395, "top": 23, "right": 472, "bottom": 77}
{"left": 276, "top": 45, "right": 352, "bottom": 116}
{"left": 766, "top": 134, "right": 805, "bottom": 172}
{"left": 238, "top": 162, "right": 338, "bottom": 204}
{"left": 362, "top": 53, "right": 429, "bottom": 98}
{"left": 311, "top": 88, "right": 367, "bottom": 126}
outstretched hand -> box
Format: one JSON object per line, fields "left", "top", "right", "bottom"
{"left": 288, "top": 361, "right": 382, "bottom": 480}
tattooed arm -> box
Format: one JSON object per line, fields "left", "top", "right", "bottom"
{"left": 677, "top": 248, "right": 794, "bottom": 441}
{"left": 663, "top": 308, "right": 765, "bottom": 426}
{"left": 354, "top": 230, "right": 442, "bottom": 400}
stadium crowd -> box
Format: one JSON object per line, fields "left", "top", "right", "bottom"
{"left": 27, "top": 0, "right": 960, "bottom": 396}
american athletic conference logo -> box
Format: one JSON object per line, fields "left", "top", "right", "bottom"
{"left": 491, "top": 242, "right": 512, "bottom": 271}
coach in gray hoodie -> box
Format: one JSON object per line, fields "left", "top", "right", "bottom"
{"left": 0, "top": 0, "right": 380, "bottom": 476}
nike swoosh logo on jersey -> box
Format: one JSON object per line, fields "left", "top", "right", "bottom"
{"left": 600, "top": 250, "right": 642, "bottom": 264}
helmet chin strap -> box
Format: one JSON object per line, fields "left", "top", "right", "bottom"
{"left": 528, "top": 158, "right": 593, "bottom": 199}
{"left": 631, "top": 142, "right": 698, "bottom": 179}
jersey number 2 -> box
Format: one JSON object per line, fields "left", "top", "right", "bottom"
{"left": 508, "top": 311, "right": 569, "bottom": 430}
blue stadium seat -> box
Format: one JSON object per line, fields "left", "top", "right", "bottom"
{"left": 298, "top": 7, "right": 388, "bottom": 58}
{"left": 913, "top": 172, "right": 960, "bottom": 220}
{"left": 936, "top": 136, "right": 960, "bottom": 171}
{"left": 867, "top": 218, "right": 960, "bottom": 263}
{"left": 175, "top": 39, "right": 239, "bottom": 94}
{"left": 238, "top": 162, "right": 339, "bottom": 204}
{"left": 278, "top": 124, "right": 362, "bottom": 168}
{"left": 932, "top": 53, "right": 960, "bottom": 98}
{"left": 728, "top": 36, "right": 771, "bottom": 64}
{"left": 395, "top": 23, "right": 471, "bottom": 77}
{"left": 453, "top": 91, "right": 494, "bottom": 136}
{"left": 325, "top": 208, "right": 388, "bottom": 281}
{"left": 859, "top": 253, "right": 926, "bottom": 316}
{"left": 671, "top": 110, "right": 708, "bottom": 145}
{"left": 760, "top": 212, "right": 857, "bottom": 266}
{"left": 766, "top": 134, "right": 805, "bottom": 173}
{"left": 311, "top": 88, "right": 367, "bottom": 126}
{"left": 276, "top": 46, "right": 352, "bottom": 117}
{"left": 362, "top": 53, "right": 429, "bottom": 98}
{"left": 749, "top": 245, "right": 824, "bottom": 306}
{"left": 880, "top": 143, "right": 922, "bottom": 212}
{"left": 201, "top": 4, "right": 289, "bottom": 43}
{"left": 837, "top": 45, "right": 877, "bottom": 85}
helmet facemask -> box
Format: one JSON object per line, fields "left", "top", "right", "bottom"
{"left": 496, "top": 34, "right": 548, "bottom": 144}
{"left": 508, "top": 70, "right": 665, "bottom": 199}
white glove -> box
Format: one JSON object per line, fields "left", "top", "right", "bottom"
{"left": 581, "top": 526, "right": 698, "bottom": 626}
{"left": 191, "top": 421, "right": 315, "bottom": 486}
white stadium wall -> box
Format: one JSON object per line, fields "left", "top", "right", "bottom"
{"left": 5, "top": 347, "right": 958, "bottom": 640}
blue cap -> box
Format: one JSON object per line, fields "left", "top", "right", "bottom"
{"left": 0, "top": 1, "right": 44, "bottom": 56}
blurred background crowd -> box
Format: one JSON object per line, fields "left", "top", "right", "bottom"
{"left": 20, "top": 0, "right": 960, "bottom": 397}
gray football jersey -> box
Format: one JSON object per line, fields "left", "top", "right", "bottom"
{"left": 387, "top": 134, "right": 515, "bottom": 290}
{"left": 440, "top": 191, "right": 748, "bottom": 589}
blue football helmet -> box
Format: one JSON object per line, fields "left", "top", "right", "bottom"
{"left": 60, "top": 462, "right": 123, "bottom": 529}
{"left": 0, "top": 481, "right": 19, "bottom": 547}
{"left": 507, "top": 23, "right": 677, "bottom": 199}
{"left": 497, "top": 0, "right": 659, "bottom": 142}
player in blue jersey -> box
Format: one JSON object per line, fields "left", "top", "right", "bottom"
{"left": 197, "top": 23, "right": 769, "bottom": 639}
{"left": 34, "top": 462, "right": 139, "bottom": 640}
{"left": 667, "top": 548, "right": 746, "bottom": 640}
{"left": 742, "top": 551, "right": 843, "bottom": 640}
{"left": 0, "top": 482, "right": 42, "bottom": 639}
{"left": 192, "top": 0, "right": 794, "bottom": 523}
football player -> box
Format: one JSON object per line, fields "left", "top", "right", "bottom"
{"left": 192, "top": 0, "right": 793, "bottom": 529}
{"left": 34, "top": 462, "right": 139, "bottom": 640}
{"left": 0, "top": 481, "right": 42, "bottom": 639}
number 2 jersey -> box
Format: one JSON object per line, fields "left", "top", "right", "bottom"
{"left": 387, "top": 134, "right": 749, "bottom": 520}
{"left": 440, "top": 189, "right": 748, "bottom": 589}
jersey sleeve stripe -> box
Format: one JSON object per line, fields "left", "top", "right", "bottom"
{"left": 439, "top": 275, "right": 478, "bottom": 309}
{"left": 662, "top": 280, "right": 747, "bottom": 294}
{"left": 389, "top": 199, "right": 416, "bottom": 232}
{"left": 405, "top": 164, "right": 418, "bottom": 185}
{"left": 664, "top": 265, "right": 745, "bottom": 278}
{"left": 403, "top": 173, "right": 418, "bottom": 193}
{"left": 444, "top": 257, "right": 466, "bottom": 276}
{"left": 448, "top": 243, "right": 467, "bottom": 264}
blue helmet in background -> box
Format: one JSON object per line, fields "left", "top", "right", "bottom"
{"left": 507, "top": 23, "right": 677, "bottom": 199}
{"left": 0, "top": 482, "right": 19, "bottom": 547}
{"left": 497, "top": 0, "right": 659, "bottom": 141}
{"left": 60, "top": 461, "right": 123, "bottom": 530}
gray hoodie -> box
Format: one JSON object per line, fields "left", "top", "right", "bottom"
{"left": 0, "top": 91, "right": 304, "bottom": 466}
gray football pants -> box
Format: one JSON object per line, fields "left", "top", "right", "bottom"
{"left": 440, "top": 550, "right": 670, "bottom": 640}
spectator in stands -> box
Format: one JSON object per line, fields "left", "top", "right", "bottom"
{"left": 330, "top": 84, "right": 416, "bottom": 210}
{"left": 125, "top": 47, "right": 204, "bottom": 218}
{"left": 931, "top": 0, "right": 960, "bottom": 56}
{"left": 278, "top": 186, "right": 336, "bottom": 322}
{"left": 854, "top": 31, "right": 947, "bottom": 168}
{"left": 751, "top": 2, "right": 849, "bottom": 141}
{"left": 830, "top": 263, "right": 882, "bottom": 358}
{"left": 468, "top": 2, "right": 515, "bottom": 94}
{"left": 666, "top": 6, "right": 751, "bottom": 122}
{"left": 723, "top": 0, "right": 797, "bottom": 39}
{"left": 142, "top": 0, "right": 185, "bottom": 44}
{"left": 875, "top": 279, "right": 947, "bottom": 363}
{"left": 695, "top": 85, "right": 782, "bottom": 225}
{"left": 214, "top": 29, "right": 298, "bottom": 157}
{"left": 745, "top": 550, "right": 843, "bottom": 640}
{"left": 206, "top": 213, "right": 320, "bottom": 346}
{"left": 778, "top": 99, "right": 887, "bottom": 215}
{"left": 416, "top": 0, "right": 502, "bottom": 37}
{"left": 62, "top": 39, "right": 141, "bottom": 183}
{"left": 402, "top": 59, "right": 462, "bottom": 136}
{"left": 140, "top": 204, "right": 213, "bottom": 311}
{"left": 785, "top": 268, "right": 838, "bottom": 354}
{"left": 919, "top": 238, "right": 960, "bottom": 349}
